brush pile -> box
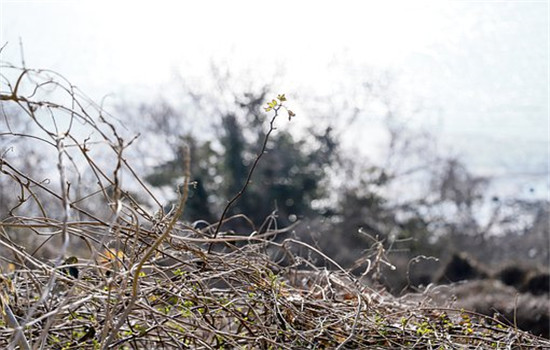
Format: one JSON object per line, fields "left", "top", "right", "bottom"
{"left": 1, "top": 65, "right": 549, "bottom": 349}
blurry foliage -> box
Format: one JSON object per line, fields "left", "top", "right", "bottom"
{"left": 60, "top": 69, "right": 538, "bottom": 295}
{"left": 122, "top": 81, "right": 548, "bottom": 279}
{"left": 145, "top": 136, "right": 217, "bottom": 223}
{"left": 142, "top": 91, "right": 337, "bottom": 231}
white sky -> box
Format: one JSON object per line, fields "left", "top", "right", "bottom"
{"left": 1, "top": 0, "right": 549, "bottom": 199}
{"left": 1, "top": 1, "right": 451, "bottom": 93}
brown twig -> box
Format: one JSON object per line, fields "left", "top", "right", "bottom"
{"left": 208, "top": 103, "right": 283, "bottom": 254}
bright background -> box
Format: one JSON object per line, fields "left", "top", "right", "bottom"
{"left": 1, "top": 0, "right": 548, "bottom": 199}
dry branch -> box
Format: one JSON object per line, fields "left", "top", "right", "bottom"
{"left": 0, "top": 65, "right": 548, "bottom": 349}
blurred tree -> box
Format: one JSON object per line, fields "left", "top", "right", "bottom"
{"left": 141, "top": 91, "right": 339, "bottom": 231}
{"left": 117, "top": 74, "right": 548, "bottom": 290}
{"left": 220, "top": 113, "right": 249, "bottom": 215}
{"left": 246, "top": 126, "right": 337, "bottom": 226}
{"left": 145, "top": 135, "right": 217, "bottom": 223}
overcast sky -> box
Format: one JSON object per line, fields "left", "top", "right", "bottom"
{"left": 1, "top": 1, "right": 548, "bottom": 199}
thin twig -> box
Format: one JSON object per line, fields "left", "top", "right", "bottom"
{"left": 208, "top": 105, "right": 282, "bottom": 253}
